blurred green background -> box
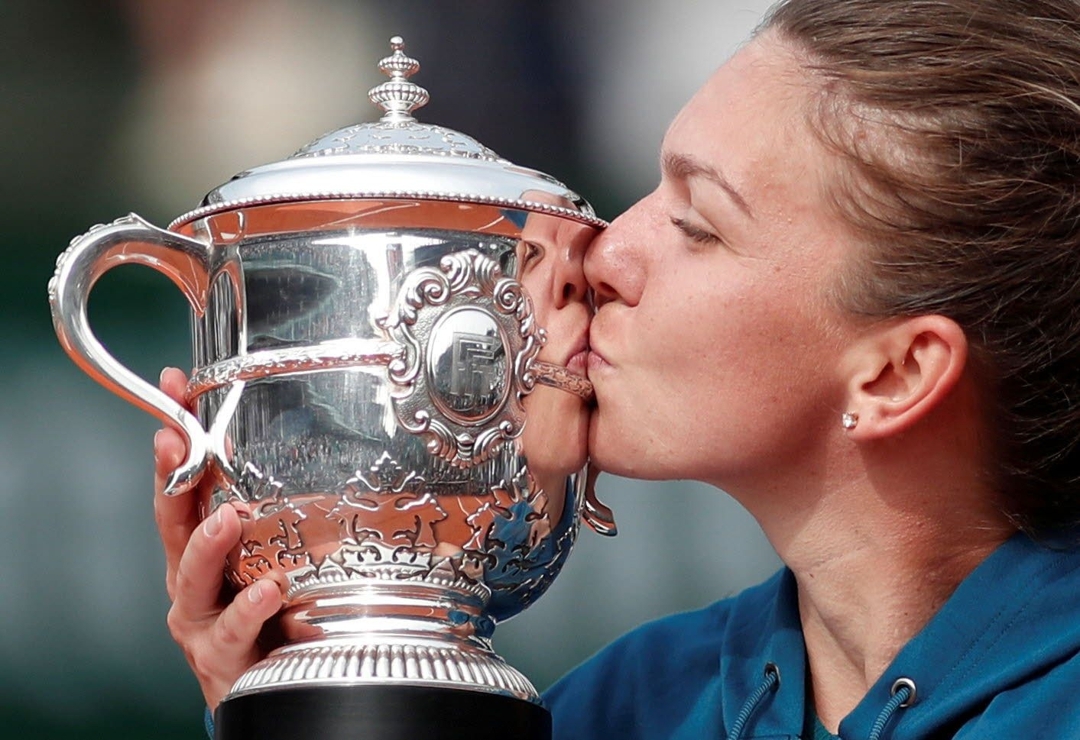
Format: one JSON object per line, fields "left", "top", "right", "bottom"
{"left": 1, "top": 1, "right": 778, "bottom": 737}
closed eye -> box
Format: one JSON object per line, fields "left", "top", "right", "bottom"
{"left": 670, "top": 216, "right": 721, "bottom": 245}
{"left": 521, "top": 240, "right": 545, "bottom": 267}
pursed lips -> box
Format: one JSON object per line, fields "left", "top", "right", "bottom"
{"left": 584, "top": 329, "right": 613, "bottom": 375}
{"left": 564, "top": 330, "right": 590, "bottom": 377}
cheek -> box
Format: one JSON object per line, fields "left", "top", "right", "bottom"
{"left": 647, "top": 270, "right": 809, "bottom": 384}
{"left": 522, "top": 388, "right": 589, "bottom": 477}
{"left": 590, "top": 275, "right": 839, "bottom": 479}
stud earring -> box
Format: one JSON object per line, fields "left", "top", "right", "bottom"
{"left": 841, "top": 412, "right": 859, "bottom": 430}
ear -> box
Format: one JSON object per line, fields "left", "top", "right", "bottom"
{"left": 842, "top": 315, "right": 969, "bottom": 440}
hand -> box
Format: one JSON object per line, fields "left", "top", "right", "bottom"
{"left": 153, "top": 367, "right": 283, "bottom": 710}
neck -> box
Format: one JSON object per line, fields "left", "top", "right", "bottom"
{"left": 792, "top": 515, "right": 1008, "bottom": 731}
{"left": 730, "top": 424, "right": 1015, "bottom": 732}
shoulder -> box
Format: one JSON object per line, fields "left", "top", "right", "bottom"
{"left": 543, "top": 570, "right": 787, "bottom": 739}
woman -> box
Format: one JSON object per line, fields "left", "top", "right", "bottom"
{"left": 155, "top": 0, "right": 1080, "bottom": 737}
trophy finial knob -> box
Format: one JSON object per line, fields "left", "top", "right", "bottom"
{"left": 368, "top": 36, "right": 430, "bottom": 122}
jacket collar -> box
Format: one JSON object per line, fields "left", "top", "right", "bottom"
{"left": 719, "top": 533, "right": 1080, "bottom": 739}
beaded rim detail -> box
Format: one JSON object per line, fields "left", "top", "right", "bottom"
{"left": 169, "top": 190, "right": 608, "bottom": 231}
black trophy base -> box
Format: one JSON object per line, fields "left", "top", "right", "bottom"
{"left": 215, "top": 684, "right": 552, "bottom": 740}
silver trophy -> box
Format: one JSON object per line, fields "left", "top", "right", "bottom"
{"left": 49, "top": 38, "right": 615, "bottom": 740}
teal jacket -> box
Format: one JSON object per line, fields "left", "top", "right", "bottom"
{"left": 543, "top": 533, "right": 1080, "bottom": 739}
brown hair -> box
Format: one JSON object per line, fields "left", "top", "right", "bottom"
{"left": 762, "top": 0, "right": 1080, "bottom": 537}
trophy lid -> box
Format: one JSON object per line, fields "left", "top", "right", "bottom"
{"left": 170, "top": 37, "right": 604, "bottom": 230}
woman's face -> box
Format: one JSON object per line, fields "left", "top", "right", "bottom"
{"left": 585, "top": 35, "right": 862, "bottom": 495}
{"left": 516, "top": 208, "right": 594, "bottom": 488}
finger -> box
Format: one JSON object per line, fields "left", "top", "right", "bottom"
{"left": 160, "top": 366, "right": 190, "bottom": 409}
{"left": 215, "top": 580, "right": 283, "bottom": 664}
{"left": 154, "top": 366, "right": 198, "bottom": 545}
{"left": 172, "top": 504, "right": 243, "bottom": 620}
{"left": 155, "top": 366, "right": 207, "bottom": 595}
{"left": 154, "top": 426, "right": 200, "bottom": 596}
{"left": 197, "top": 579, "right": 283, "bottom": 710}
{"left": 154, "top": 425, "right": 188, "bottom": 494}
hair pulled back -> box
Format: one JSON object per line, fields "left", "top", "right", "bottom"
{"left": 762, "top": 0, "right": 1080, "bottom": 537}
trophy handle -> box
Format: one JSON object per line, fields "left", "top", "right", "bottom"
{"left": 582, "top": 467, "right": 618, "bottom": 536}
{"left": 48, "top": 213, "right": 213, "bottom": 496}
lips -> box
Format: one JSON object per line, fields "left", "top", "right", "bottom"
{"left": 566, "top": 349, "right": 588, "bottom": 376}
{"left": 564, "top": 331, "right": 590, "bottom": 377}
{"left": 584, "top": 324, "right": 612, "bottom": 375}
{"left": 586, "top": 348, "right": 611, "bottom": 375}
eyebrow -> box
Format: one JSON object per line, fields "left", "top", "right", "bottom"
{"left": 661, "top": 151, "right": 754, "bottom": 219}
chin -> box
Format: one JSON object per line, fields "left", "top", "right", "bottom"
{"left": 587, "top": 414, "right": 663, "bottom": 480}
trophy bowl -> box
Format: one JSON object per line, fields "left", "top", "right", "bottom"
{"left": 48, "top": 37, "right": 615, "bottom": 740}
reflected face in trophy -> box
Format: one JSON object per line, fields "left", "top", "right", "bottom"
{"left": 583, "top": 35, "right": 860, "bottom": 493}
{"left": 513, "top": 203, "right": 593, "bottom": 507}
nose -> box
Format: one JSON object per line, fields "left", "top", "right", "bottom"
{"left": 551, "top": 224, "right": 590, "bottom": 310}
{"left": 584, "top": 194, "right": 651, "bottom": 308}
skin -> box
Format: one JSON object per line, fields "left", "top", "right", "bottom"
{"left": 585, "top": 33, "right": 1014, "bottom": 730}
{"left": 156, "top": 32, "right": 1017, "bottom": 730}
{"left": 585, "top": 34, "right": 852, "bottom": 491}
{"left": 154, "top": 367, "right": 282, "bottom": 710}
{"left": 515, "top": 202, "right": 593, "bottom": 510}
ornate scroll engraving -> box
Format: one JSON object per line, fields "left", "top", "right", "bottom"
{"left": 223, "top": 451, "right": 565, "bottom": 605}
{"left": 381, "top": 250, "right": 541, "bottom": 467}
{"left": 533, "top": 360, "right": 594, "bottom": 401}
{"left": 328, "top": 453, "right": 446, "bottom": 575}
{"left": 221, "top": 447, "right": 569, "bottom": 701}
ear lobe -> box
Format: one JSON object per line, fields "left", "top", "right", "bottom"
{"left": 845, "top": 315, "right": 969, "bottom": 440}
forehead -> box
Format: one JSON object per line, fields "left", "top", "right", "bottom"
{"left": 663, "top": 35, "right": 827, "bottom": 212}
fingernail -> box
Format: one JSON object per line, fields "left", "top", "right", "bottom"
{"left": 248, "top": 580, "right": 270, "bottom": 604}
{"left": 153, "top": 429, "right": 163, "bottom": 453}
{"left": 203, "top": 507, "right": 223, "bottom": 537}
{"left": 160, "top": 367, "right": 170, "bottom": 383}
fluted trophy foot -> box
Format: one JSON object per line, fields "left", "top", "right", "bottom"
{"left": 214, "top": 685, "right": 551, "bottom": 740}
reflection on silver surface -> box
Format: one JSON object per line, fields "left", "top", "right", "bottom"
{"left": 48, "top": 36, "right": 614, "bottom": 707}
{"left": 428, "top": 307, "right": 509, "bottom": 422}
{"left": 382, "top": 248, "right": 541, "bottom": 468}
{"left": 51, "top": 205, "right": 608, "bottom": 703}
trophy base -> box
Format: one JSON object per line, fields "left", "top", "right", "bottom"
{"left": 214, "top": 684, "right": 552, "bottom": 740}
